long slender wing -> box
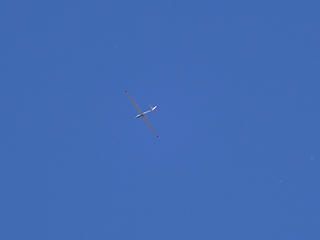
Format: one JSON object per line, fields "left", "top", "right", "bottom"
{"left": 142, "top": 116, "right": 159, "bottom": 138}
{"left": 125, "top": 90, "right": 142, "bottom": 114}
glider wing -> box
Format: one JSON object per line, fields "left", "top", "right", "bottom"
{"left": 142, "top": 116, "right": 159, "bottom": 138}
{"left": 125, "top": 90, "right": 142, "bottom": 114}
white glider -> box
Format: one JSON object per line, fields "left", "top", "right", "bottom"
{"left": 125, "top": 90, "right": 159, "bottom": 137}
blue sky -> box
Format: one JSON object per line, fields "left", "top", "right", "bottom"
{"left": 1, "top": 0, "right": 319, "bottom": 239}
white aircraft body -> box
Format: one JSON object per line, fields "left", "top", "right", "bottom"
{"left": 125, "top": 90, "right": 159, "bottom": 137}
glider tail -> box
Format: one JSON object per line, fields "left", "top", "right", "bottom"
{"left": 150, "top": 105, "right": 158, "bottom": 111}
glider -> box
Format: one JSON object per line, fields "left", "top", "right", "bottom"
{"left": 125, "top": 90, "right": 159, "bottom": 137}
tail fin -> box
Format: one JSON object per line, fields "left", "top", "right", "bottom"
{"left": 150, "top": 105, "right": 158, "bottom": 111}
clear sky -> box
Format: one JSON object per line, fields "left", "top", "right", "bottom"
{"left": 1, "top": 0, "right": 319, "bottom": 239}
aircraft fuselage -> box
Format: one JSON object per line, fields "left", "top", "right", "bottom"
{"left": 135, "top": 109, "right": 152, "bottom": 118}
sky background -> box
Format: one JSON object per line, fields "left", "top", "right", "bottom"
{"left": 1, "top": 0, "right": 320, "bottom": 239}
